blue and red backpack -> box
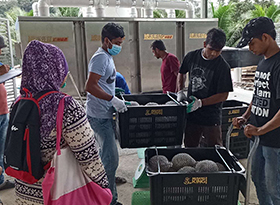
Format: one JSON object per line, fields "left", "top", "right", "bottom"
{"left": 4, "top": 88, "right": 59, "bottom": 184}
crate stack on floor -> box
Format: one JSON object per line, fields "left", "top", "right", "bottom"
{"left": 116, "top": 93, "right": 248, "bottom": 205}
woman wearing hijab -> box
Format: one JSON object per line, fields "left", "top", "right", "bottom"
{"left": 14, "top": 40, "right": 108, "bottom": 204}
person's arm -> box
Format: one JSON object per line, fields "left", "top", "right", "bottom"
{"left": 85, "top": 72, "right": 113, "bottom": 101}
{"left": 201, "top": 92, "right": 229, "bottom": 106}
{"left": 0, "top": 65, "right": 9, "bottom": 76}
{"left": 246, "top": 109, "right": 280, "bottom": 137}
{"left": 177, "top": 53, "right": 190, "bottom": 91}
{"left": 169, "top": 56, "right": 180, "bottom": 77}
{"left": 63, "top": 98, "right": 109, "bottom": 188}
{"left": 85, "top": 72, "right": 127, "bottom": 112}
{"left": 177, "top": 73, "right": 186, "bottom": 91}
{"left": 232, "top": 102, "right": 252, "bottom": 129}
{"left": 244, "top": 109, "right": 280, "bottom": 138}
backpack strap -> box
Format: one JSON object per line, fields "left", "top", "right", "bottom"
{"left": 34, "top": 90, "right": 59, "bottom": 102}
{"left": 20, "top": 88, "right": 59, "bottom": 102}
{"left": 56, "top": 95, "right": 69, "bottom": 155}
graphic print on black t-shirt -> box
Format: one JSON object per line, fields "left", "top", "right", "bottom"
{"left": 190, "top": 67, "right": 207, "bottom": 93}
{"left": 250, "top": 51, "right": 280, "bottom": 148}
{"left": 251, "top": 70, "right": 271, "bottom": 117}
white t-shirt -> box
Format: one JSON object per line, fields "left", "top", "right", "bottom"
{"left": 86, "top": 47, "right": 116, "bottom": 119}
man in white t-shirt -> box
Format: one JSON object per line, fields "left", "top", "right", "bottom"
{"left": 85, "top": 23, "right": 127, "bottom": 205}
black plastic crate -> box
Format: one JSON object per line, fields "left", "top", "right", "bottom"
{"left": 222, "top": 130, "right": 250, "bottom": 159}
{"left": 221, "top": 101, "right": 250, "bottom": 159}
{"left": 145, "top": 148, "right": 245, "bottom": 205}
{"left": 222, "top": 100, "right": 249, "bottom": 117}
{"left": 116, "top": 94, "right": 186, "bottom": 148}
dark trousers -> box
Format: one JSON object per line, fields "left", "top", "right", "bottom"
{"left": 184, "top": 122, "right": 222, "bottom": 147}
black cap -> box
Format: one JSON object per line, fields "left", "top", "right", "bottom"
{"left": 0, "top": 35, "right": 7, "bottom": 49}
{"left": 237, "top": 17, "right": 275, "bottom": 48}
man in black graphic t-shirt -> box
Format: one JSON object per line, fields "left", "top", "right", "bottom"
{"left": 233, "top": 17, "right": 280, "bottom": 205}
{"left": 177, "top": 28, "right": 233, "bottom": 147}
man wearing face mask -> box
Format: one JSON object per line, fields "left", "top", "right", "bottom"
{"left": 85, "top": 23, "right": 126, "bottom": 205}
{"left": 177, "top": 28, "right": 233, "bottom": 148}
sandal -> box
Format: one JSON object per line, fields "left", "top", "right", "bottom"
{"left": 115, "top": 176, "right": 127, "bottom": 184}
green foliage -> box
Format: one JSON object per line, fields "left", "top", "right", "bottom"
{"left": 17, "top": 0, "right": 37, "bottom": 12}
{"left": 0, "top": 0, "right": 17, "bottom": 17}
{"left": 53, "top": 7, "right": 81, "bottom": 17}
{"left": 4, "top": 7, "right": 27, "bottom": 41}
{"left": 0, "top": 0, "right": 36, "bottom": 17}
{"left": 250, "top": 4, "right": 280, "bottom": 22}
{"left": 212, "top": 1, "right": 280, "bottom": 47}
{"left": 211, "top": 2, "right": 234, "bottom": 33}
{"left": 175, "top": 10, "right": 186, "bottom": 18}
{"left": 251, "top": 4, "right": 266, "bottom": 17}
{"left": 27, "top": 9, "right": 33, "bottom": 17}
{"left": 153, "top": 10, "right": 167, "bottom": 18}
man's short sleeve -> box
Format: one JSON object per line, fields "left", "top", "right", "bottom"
{"left": 216, "top": 61, "right": 233, "bottom": 93}
{"left": 179, "top": 52, "right": 191, "bottom": 74}
{"left": 168, "top": 55, "right": 180, "bottom": 73}
{"left": 88, "top": 53, "right": 108, "bottom": 76}
{"left": 273, "top": 65, "right": 280, "bottom": 100}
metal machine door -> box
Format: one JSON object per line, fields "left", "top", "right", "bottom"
{"left": 139, "top": 21, "right": 177, "bottom": 92}
{"left": 18, "top": 19, "right": 83, "bottom": 97}
{"left": 184, "top": 19, "right": 218, "bottom": 54}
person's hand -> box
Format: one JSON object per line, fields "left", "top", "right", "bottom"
{"left": 177, "top": 90, "right": 187, "bottom": 102}
{"left": 186, "top": 96, "right": 202, "bottom": 113}
{"left": 244, "top": 124, "right": 265, "bottom": 138}
{"left": 0, "top": 65, "right": 9, "bottom": 76}
{"left": 232, "top": 116, "right": 247, "bottom": 129}
{"left": 115, "top": 87, "right": 125, "bottom": 96}
{"left": 111, "top": 96, "right": 127, "bottom": 113}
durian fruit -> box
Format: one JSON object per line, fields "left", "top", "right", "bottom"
{"left": 165, "top": 101, "right": 177, "bottom": 105}
{"left": 148, "top": 155, "right": 172, "bottom": 172}
{"left": 128, "top": 101, "right": 140, "bottom": 106}
{"left": 171, "top": 153, "right": 196, "bottom": 171}
{"left": 177, "top": 166, "right": 196, "bottom": 173}
{"left": 145, "top": 102, "right": 158, "bottom": 106}
{"left": 195, "top": 160, "right": 219, "bottom": 173}
{"left": 216, "top": 162, "right": 227, "bottom": 171}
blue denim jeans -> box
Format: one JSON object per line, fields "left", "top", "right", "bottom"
{"left": 88, "top": 116, "right": 119, "bottom": 205}
{"left": 251, "top": 142, "right": 280, "bottom": 205}
{"left": 0, "top": 114, "right": 8, "bottom": 185}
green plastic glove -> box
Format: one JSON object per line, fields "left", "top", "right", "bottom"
{"left": 187, "top": 96, "right": 202, "bottom": 113}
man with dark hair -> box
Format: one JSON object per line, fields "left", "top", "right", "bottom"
{"left": 177, "top": 28, "right": 233, "bottom": 147}
{"left": 151, "top": 40, "right": 180, "bottom": 93}
{"left": 233, "top": 17, "right": 280, "bottom": 205}
{"left": 85, "top": 22, "right": 126, "bottom": 205}
{"left": 0, "top": 35, "right": 15, "bottom": 195}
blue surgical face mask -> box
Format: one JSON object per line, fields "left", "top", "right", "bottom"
{"left": 108, "top": 40, "right": 122, "bottom": 56}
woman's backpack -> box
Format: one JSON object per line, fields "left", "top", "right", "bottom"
{"left": 4, "top": 88, "right": 58, "bottom": 184}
